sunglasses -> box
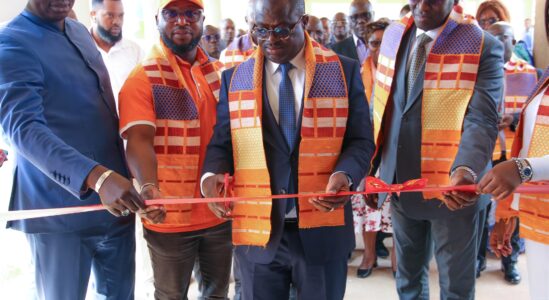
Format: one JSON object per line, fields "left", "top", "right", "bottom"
{"left": 408, "top": 0, "right": 445, "bottom": 5}
{"left": 368, "top": 40, "right": 382, "bottom": 48}
{"left": 204, "top": 33, "right": 220, "bottom": 42}
{"left": 251, "top": 15, "right": 305, "bottom": 41}
{"left": 478, "top": 17, "right": 499, "bottom": 27}
{"left": 349, "top": 12, "right": 373, "bottom": 23}
{"left": 161, "top": 8, "right": 203, "bottom": 23}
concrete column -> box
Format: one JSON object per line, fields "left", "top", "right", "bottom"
{"left": 534, "top": 0, "right": 549, "bottom": 69}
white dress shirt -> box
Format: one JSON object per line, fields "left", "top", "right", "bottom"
{"left": 407, "top": 26, "right": 443, "bottom": 70}
{"left": 96, "top": 38, "right": 145, "bottom": 111}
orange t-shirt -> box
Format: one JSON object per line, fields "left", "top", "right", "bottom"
{"left": 119, "top": 48, "right": 224, "bottom": 233}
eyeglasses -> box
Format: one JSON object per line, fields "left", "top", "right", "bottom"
{"left": 368, "top": 40, "right": 382, "bottom": 48}
{"left": 161, "top": 8, "right": 203, "bottom": 23}
{"left": 408, "top": 0, "right": 445, "bottom": 5}
{"left": 251, "top": 15, "right": 305, "bottom": 41}
{"left": 478, "top": 17, "right": 499, "bottom": 27}
{"left": 204, "top": 33, "right": 220, "bottom": 42}
{"left": 349, "top": 12, "right": 373, "bottom": 23}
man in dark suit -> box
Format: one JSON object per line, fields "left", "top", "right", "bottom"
{"left": 201, "top": 0, "right": 375, "bottom": 299}
{"left": 369, "top": 1, "right": 503, "bottom": 299}
{"left": 0, "top": 0, "right": 149, "bottom": 299}
{"left": 330, "top": 0, "right": 374, "bottom": 64}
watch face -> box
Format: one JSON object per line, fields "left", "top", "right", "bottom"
{"left": 524, "top": 167, "right": 532, "bottom": 177}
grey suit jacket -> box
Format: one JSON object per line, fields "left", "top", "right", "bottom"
{"left": 376, "top": 25, "right": 504, "bottom": 220}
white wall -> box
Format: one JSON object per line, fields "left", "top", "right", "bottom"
{"left": 534, "top": 0, "right": 548, "bottom": 70}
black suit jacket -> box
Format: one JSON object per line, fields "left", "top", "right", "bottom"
{"left": 330, "top": 37, "right": 359, "bottom": 62}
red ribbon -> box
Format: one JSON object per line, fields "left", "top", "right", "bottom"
{"left": 1, "top": 177, "right": 548, "bottom": 222}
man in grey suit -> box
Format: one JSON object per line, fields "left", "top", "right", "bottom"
{"left": 369, "top": 0, "right": 503, "bottom": 299}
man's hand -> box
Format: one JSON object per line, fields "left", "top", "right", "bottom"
{"left": 309, "top": 173, "right": 350, "bottom": 212}
{"left": 478, "top": 160, "right": 521, "bottom": 201}
{"left": 87, "top": 165, "right": 146, "bottom": 217}
{"left": 139, "top": 185, "right": 166, "bottom": 224}
{"left": 442, "top": 168, "right": 479, "bottom": 211}
{"left": 498, "top": 114, "right": 514, "bottom": 131}
{"left": 490, "top": 217, "right": 517, "bottom": 258}
{"left": 203, "top": 174, "right": 234, "bottom": 219}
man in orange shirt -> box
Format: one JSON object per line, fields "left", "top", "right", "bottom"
{"left": 118, "top": 0, "right": 230, "bottom": 299}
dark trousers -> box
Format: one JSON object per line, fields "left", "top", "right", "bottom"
{"left": 144, "top": 222, "right": 232, "bottom": 300}
{"left": 26, "top": 221, "right": 135, "bottom": 300}
{"left": 477, "top": 202, "right": 520, "bottom": 266}
{"left": 236, "top": 222, "right": 348, "bottom": 300}
{"left": 392, "top": 205, "right": 485, "bottom": 300}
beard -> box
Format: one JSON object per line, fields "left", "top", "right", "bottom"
{"left": 96, "top": 23, "right": 122, "bottom": 45}
{"left": 160, "top": 26, "right": 202, "bottom": 57}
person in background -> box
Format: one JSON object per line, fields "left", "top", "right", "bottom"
{"left": 351, "top": 20, "right": 396, "bottom": 279}
{"left": 201, "top": 25, "right": 222, "bottom": 59}
{"left": 0, "top": 0, "right": 150, "bottom": 298}
{"left": 475, "top": 21, "right": 538, "bottom": 285}
{"left": 475, "top": 0, "right": 510, "bottom": 30}
{"left": 370, "top": 1, "right": 503, "bottom": 298}
{"left": 201, "top": 0, "right": 375, "bottom": 297}
{"left": 90, "top": 0, "right": 144, "bottom": 108}
{"left": 219, "top": 1, "right": 257, "bottom": 69}
{"left": 331, "top": 0, "right": 374, "bottom": 65}
{"left": 327, "top": 12, "right": 349, "bottom": 48}
{"left": 320, "top": 17, "right": 331, "bottom": 47}
{"left": 237, "top": 28, "right": 246, "bottom": 38}
{"left": 118, "top": 0, "right": 231, "bottom": 299}
{"left": 220, "top": 18, "right": 236, "bottom": 49}
{"left": 521, "top": 18, "right": 534, "bottom": 54}
{"left": 399, "top": 4, "right": 411, "bottom": 18}
{"left": 479, "top": 67, "right": 549, "bottom": 300}
{"left": 305, "top": 15, "right": 326, "bottom": 45}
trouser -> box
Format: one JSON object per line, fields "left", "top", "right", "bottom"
{"left": 27, "top": 221, "right": 135, "bottom": 300}
{"left": 144, "top": 221, "right": 232, "bottom": 300}
{"left": 236, "top": 221, "right": 348, "bottom": 300}
{"left": 392, "top": 205, "right": 485, "bottom": 300}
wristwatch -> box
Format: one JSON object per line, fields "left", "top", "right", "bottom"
{"left": 513, "top": 158, "right": 533, "bottom": 183}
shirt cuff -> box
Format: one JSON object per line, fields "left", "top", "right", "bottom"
{"left": 331, "top": 171, "right": 353, "bottom": 188}
{"left": 526, "top": 155, "right": 549, "bottom": 182}
{"left": 200, "top": 172, "right": 216, "bottom": 196}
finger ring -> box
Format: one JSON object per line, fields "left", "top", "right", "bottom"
{"left": 121, "top": 209, "right": 131, "bottom": 217}
{"left": 329, "top": 207, "right": 335, "bottom": 212}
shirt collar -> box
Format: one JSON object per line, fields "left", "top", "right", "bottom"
{"left": 415, "top": 25, "right": 443, "bottom": 42}
{"left": 265, "top": 45, "right": 306, "bottom": 76}
{"left": 353, "top": 34, "right": 361, "bottom": 47}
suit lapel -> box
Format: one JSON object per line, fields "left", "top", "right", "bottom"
{"left": 403, "top": 26, "right": 424, "bottom": 114}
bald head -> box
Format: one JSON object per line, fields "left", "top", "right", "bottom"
{"left": 251, "top": 0, "right": 305, "bottom": 21}
{"left": 487, "top": 21, "right": 515, "bottom": 62}
{"left": 349, "top": 0, "right": 374, "bottom": 39}
{"left": 220, "top": 18, "right": 236, "bottom": 45}
{"left": 331, "top": 12, "right": 349, "bottom": 42}
{"left": 306, "top": 15, "right": 325, "bottom": 44}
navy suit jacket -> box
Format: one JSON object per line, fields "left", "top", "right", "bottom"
{"left": 0, "top": 12, "right": 131, "bottom": 233}
{"left": 203, "top": 54, "right": 375, "bottom": 264}
{"left": 374, "top": 25, "right": 504, "bottom": 219}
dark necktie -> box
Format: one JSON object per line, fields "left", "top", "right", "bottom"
{"left": 278, "top": 62, "right": 297, "bottom": 214}
{"left": 407, "top": 33, "right": 432, "bottom": 101}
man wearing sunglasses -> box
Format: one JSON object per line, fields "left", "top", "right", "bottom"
{"left": 201, "top": 24, "right": 222, "bottom": 59}
{"left": 331, "top": 0, "right": 374, "bottom": 65}
{"left": 369, "top": 0, "right": 503, "bottom": 299}
{"left": 118, "top": 0, "right": 231, "bottom": 299}
{"left": 201, "top": 0, "right": 375, "bottom": 298}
